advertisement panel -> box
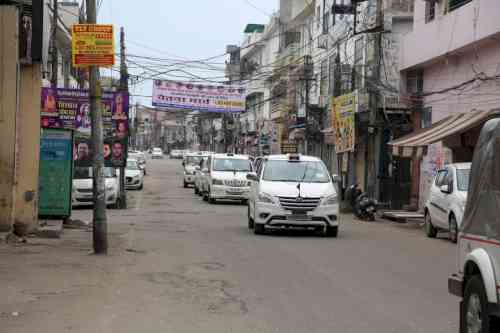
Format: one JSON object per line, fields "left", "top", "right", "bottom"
{"left": 72, "top": 24, "right": 115, "bottom": 67}
{"left": 152, "top": 79, "right": 246, "bottom": 113}
{"left": 38, "top": 129, "right": 73, "bottom": 218}
{"left": 40, "top": 87, "right": 128, "bottom": 167}
{"left": 331, "top": 92, "right": 356, "bottom": 153}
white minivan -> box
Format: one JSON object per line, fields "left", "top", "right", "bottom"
{"left": 202, "top": 153, "right": 252, "bottom": 204}
{"left": 424, "top": 163, "right": 471, "bottom": 243}
{"left": 448, "top": 118, "right": 500, "bottom": 332}
{"left": 247, "top": 154, "right": 339, "bottom": 237}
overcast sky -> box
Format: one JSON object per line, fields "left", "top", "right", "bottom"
{"left": 95, "top": 0, "right": 279, "bottom": 106}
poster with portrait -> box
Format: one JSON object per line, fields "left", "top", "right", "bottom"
{"left": 41, "top": 88, "right": 129, "bottom": 167}
{"left": 331, "top": 92, "right": 356, "bottom": 153}
{"left": 73, "top": 137, "right": 127, "bottom": 168}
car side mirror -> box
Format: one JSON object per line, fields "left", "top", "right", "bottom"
{"left": 182, "top": 161, "right": 185, "bottom": 166}
{"left": 440, "top": 184, "right": 451, "bottom": 194}
{"left": 332, "top": 174, "right": 341, "bottom": 184}
{"left": 246, "top": 172, "right": 259, "bottom": 182}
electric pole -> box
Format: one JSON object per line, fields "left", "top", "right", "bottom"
{"left": 87, "top": 0, "right": 108, "bottom": 254}
{"left": 118, "top": 27, "right": 128, "bottom": 209}
{"left": 50, "top": 0, "right": 58, "bottom": 87}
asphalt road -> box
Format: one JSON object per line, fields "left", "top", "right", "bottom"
{"left": 117, "top": 157, "right": 459, "bottom": 333}
{"left": 3, "top": 157, "right": 460, "bottom": 333}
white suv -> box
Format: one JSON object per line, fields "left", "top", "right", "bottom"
{"left": 247, "top": 154, "right": 339, "bottom": 236}
{"left": 424, "top": 163, "right": 471, "bottom": 243}
{"left": 202, "top": 153, "right": 253, "bottom": 204}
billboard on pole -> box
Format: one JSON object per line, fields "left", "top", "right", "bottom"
{"left": 152, "top": 80, "right": 246, "bottom": 113}
{"left": 331, "top": 92, "right": 356, "bottom": 153}
{"left": 72, "top": 24, "right": 115, "bottom": 67}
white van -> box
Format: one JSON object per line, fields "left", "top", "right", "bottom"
{"left": 448, "top": 118, "right": 500, "bottom": 332}
{"left": 202, "top": 153, "right": 252, "bottom": 204}
{"left": 247, "top": 154, "right": 339, "bottom": 236}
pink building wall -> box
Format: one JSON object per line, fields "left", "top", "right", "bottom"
{"left": 418, "top": 39, "right": 500, "bottom": 208}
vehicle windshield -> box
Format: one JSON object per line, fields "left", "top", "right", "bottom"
{"left": 456, "top": 168, "right": 470, "bottom": 191}
{"left": 127, "top": 160, "right": 139, "bottom": 170}
{"left": 185, "top": 156, "right": 203, "bottom": 165}
{"left": 74, "top": 167, "right": 115, "bottom": 179}
{"left": 262, "top": 160, "right": 330, "bottom": 183}
{"left": 213, "top": 158, "right": 252, "bottom": 172}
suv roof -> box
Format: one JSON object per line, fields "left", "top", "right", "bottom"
{"left": 211, "top": 153, "right": 249, "bottom": 159}
{"left": 265, "top": 154, "right": 322, "bottom": 162}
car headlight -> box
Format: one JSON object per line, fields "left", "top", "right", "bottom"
{"left": 321, "top": 194, "right": 338, "bottom": 206}
{"left": 212, "top": 179, "right": 224, "bottom": 185}
{"left": 258, "top": 192, "right": 275, "bottom": 204}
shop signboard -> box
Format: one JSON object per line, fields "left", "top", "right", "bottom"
{"left": 331, "top": 92, "right": 356, "bottom": 153}
{"left": 38, "top": 129, "right": 73, "bottom": 218}
{"left": 152, "top": 79, "right": 246, "bottom": 113}
{"left": 281, "top": 142, "right": 298, "bottom": 154}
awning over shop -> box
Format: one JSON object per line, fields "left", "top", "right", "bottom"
{"left": 389, "top": 110, "right": 500, "bottom": 157}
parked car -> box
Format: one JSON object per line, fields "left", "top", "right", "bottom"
{"left": 424, "top": 162, "right": 471, "bottom": 243}
{"left": 151, "top": 147, "right": 163, "bottom": 159}
{"left": 247, "top": 154, "right": 339, "bottom": 236}
{"left": 448, "top": 118, "right": 500, "bottom": 332}
{"left": 201, "top": 153, "right": 253, "bottom": 204}
{"left": 125, "top": 159, "right": 144, "bottom": 190}
{"left": 182, "top": 153, "right": 204, "bottom": 188}
{"left": 169, "top": 150, "right": 183, "bottom": 159}
{"left": 128, "top": 151, "right": 147, "bottom": 175}
{"left": 72, "top": 167, "right": 120, "bottom": 208}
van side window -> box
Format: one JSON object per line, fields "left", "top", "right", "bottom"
{"left": 435, "top": 170, "right": 448, "bottom": 186}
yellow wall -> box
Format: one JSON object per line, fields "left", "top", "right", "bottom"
{"left": 0, "top": 6, "right": 19, "bottom": 231}
{"left": 0, "top": 6, "right": 42, "bottom": 233}
{"left": 13, "top": 64, "right": 41, "bottom": 232}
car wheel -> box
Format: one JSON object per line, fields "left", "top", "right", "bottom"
{"left": 202, "top": 192, "right": 208, "bottom": 202}
{"left": 183, "top": 181, "right": 188, "bottom": 188}
{"left": 254, "top": 223, "right": 265, "bottom": 235}
{"left": 194, "top": 186, "right": 199, "bottom": 195}
{"left": 138, "top": 183, "right": 143, "bottom": 190}
{"left": 425, "top": 211, "right": 438, "bottom": 238}
{"left": 449, "top": 214, "right": 458, "bottom": 243}
{"left": 462, "top": 275, "right": 491, "bottom": 333}
{"left": 324, "top": 226, "right": 338, "bottom": 238}
{"left": 247, "top": 205, "right": 254, "bottom": 229}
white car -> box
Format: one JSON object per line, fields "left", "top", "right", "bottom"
{"left": 182, "top": 153, "right": 204, "bottom": 188}
{"left": 128, "top": 151, "right": 147, "bottom": 175}
{"left": 125, "top": 159, "right": 144, "bottom": 190}
{"left": 247, "top": 154, "right": 339, "bottom": 237}
{"left": 424, "top": 162, "right": 471, "bottom": 243}
{"left": 72, "top": 167, "right": 120, "bottom": 208}
{"left": 151, "top": 147, "right": 163, "bottom": 159}
{"left": 202, "top": 153, "right": 253, "bottom": 204}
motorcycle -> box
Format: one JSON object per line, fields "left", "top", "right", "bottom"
{"left": 346, "top": 184, "right": 377, "bottom": 221}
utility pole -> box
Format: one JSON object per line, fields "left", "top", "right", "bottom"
{"left": 50, "top": 0, "right": 58, "bottom": 87}
{"left": 118, "top": 27, "right": 128, "bottom": 209}
{"left": 87, "top": 0, "right": 107, "bottom": 254}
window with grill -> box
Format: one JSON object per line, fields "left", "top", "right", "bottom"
{"left": 425, "top": 0, "right": 436, "bottom": 23}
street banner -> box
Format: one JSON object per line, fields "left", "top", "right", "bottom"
{"left": 152, "top": 79, "right": 246, "bottom": 113}
{"left": 38, "top": 129, "right": 73, "bottom": 218}
{"left": 331, "top": 92, "right": 356, "bottom": 153}
{"left": 72, "top": 24, "right": 115, "bottom": 67}
{"left": 40, "top": 87, "right": 129, "bottom": 167}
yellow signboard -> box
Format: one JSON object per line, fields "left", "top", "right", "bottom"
{"left": 72, "top": 24, "right": 115, "bottom": 68}
{"left": 331, "top": 92, "right": 356, "bottom": 153}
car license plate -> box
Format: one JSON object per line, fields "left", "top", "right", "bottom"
{"left": 287, "top": 214, "right": 312, "bottom": 221}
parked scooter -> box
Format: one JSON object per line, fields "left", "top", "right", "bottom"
{"left": 346, "top": 184, "right": 377, "bottom": 221}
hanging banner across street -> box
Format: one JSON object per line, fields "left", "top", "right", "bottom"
{"left": 72, "top": 24, "right": 115, "bottom": 67}
{"left": 331, "top": 92, "right": 356, "bottom": 153}
{"left": 40, "top": 87, "right": 129, "bottom": 167}
{"left": 152, "top": 79, "right": 246, "bottom": 113}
